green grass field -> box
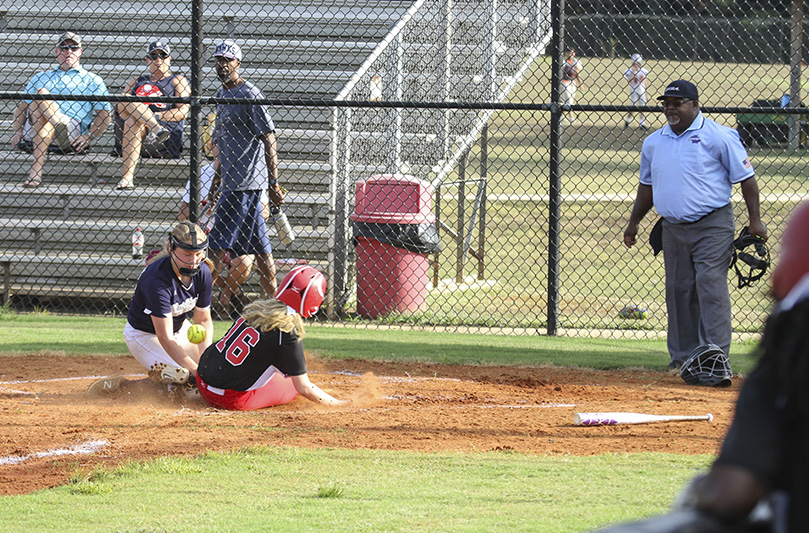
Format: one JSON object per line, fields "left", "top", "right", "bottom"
{"left": 0, "top": 313, "right": 761, "bottom": 532}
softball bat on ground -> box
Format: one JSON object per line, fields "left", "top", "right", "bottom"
{"left": 574, "top": 412, "right": 713, "bottom": 426}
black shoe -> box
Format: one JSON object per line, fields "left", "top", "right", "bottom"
{"left": 667, "top": 360, "right": 683, "bottom": 372}
{"left": 640, "top": 124, "right": 649, "bottom": 131}
{"left": 623, "top": 121, "right": 629, "bottom": 129}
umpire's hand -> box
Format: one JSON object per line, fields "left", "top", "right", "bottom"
{"left": 624, "top": 222, "right": 639, "bottom": 248}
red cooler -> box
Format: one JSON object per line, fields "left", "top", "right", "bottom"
{"left": 350, "top": 175, "right": 435, "bottom": 318}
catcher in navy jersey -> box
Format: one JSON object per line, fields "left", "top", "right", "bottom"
{"left": 196, "top": 265, "right": 349, "bottom": 410}
{"left": 124, "top": 222, "right": 213, "bottom": 378}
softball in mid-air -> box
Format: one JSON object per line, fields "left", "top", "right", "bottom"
{"left": 187, "top": 324, "right": 207, "bottom": 344}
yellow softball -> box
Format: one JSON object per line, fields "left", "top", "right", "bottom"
{"left": 187, "top": 324, "right": 207, "bottom": 344}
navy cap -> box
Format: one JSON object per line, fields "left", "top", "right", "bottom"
{"left": 657, "top": 80, "right": 699, "bottom": 101}
{"left": 147, "top": 40, "right": 171, "bottom": 56}
{"left": 213, "top": 40, "right": 242, "bottom": 61}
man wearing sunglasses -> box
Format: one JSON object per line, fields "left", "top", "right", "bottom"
{"left": 11, "top": 31, "right": 111, "bottom": 189}
{"left": 206, "top": 40, "right": 286, "bottom": 318}
{"left": 623, "top": 79, "right": 767, "bottom": 373}
{"left": 114, "top": 40, "right": 190, "bottom": 190}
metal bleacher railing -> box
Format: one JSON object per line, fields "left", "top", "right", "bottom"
{"left": 329, "top": 0, "right": 551, "bottom": 309}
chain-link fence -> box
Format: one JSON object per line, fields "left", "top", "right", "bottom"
{"left": 1, "top": 0, "right": 807, "bottom": 338}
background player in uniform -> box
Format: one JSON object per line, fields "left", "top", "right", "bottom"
{"left": 196, "top": 265, "right": 349, "bottom": 410}
{"left": 560, "top": 47, "right": 583, "bottom": 124}
{"left": 115, "top": 40, "right": 190, "bottom": 190}
{"left": 623, "top": 53, "right": 649, "bottom": 130}
{"left": 124, "top": 222, "right": 213, "bottom": 383}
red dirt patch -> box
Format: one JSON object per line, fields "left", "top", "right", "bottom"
{"left": 0, "top": 354, "right": 739, "bottom": 495}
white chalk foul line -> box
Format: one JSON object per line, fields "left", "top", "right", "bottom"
{"left": 0, "top": 374, "right": 145, "bottom": 386}
{"left": 0, "top": 439, "right": 108, "bottom": 466}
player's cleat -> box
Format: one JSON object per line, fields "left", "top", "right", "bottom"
{"left": 148, "top": 363, "right": 190, "bottom": 385}
{"left": 87, "top": 374, "right": 125, "bottom": 396}
{"left": 167, "top": 382, "right": 201, "bottom": 402}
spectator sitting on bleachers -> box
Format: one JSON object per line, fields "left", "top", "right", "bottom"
{"left": 114, "top": 40, "right": 189, "bottom": 190}
{"left": 11, "top": 31, "right": 112, "bottom": 189}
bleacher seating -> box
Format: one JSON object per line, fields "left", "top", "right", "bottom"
{"left": 0, "top": 1, "right": 414, "bottom": 311}
{"left": 0, "top": 0, "right": 549, "bottom": 313}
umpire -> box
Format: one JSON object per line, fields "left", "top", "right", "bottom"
{"left": 623, "top": 80, "right": 767, "bottom": 370}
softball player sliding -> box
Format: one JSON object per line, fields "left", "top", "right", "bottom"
{"left": 196, "top": 265, "right": 349, "bottom": 410}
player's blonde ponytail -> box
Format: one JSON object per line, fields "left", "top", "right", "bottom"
{"left": 242, "top": 299, "right": 306, "bottom": 340}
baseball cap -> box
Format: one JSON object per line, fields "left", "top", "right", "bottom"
{"left": 57, "top": 31, "right": 82, "bottom": 47}
{"left": 147, "top": 40, "right": 171, "bottom": 56}
{"left": 631, "top": 53, "right": 642, "bottom": 64}
{"left": 213, "top": 40, "right": 242, "bottom": 61}
{"left": 657, "top": 80, "right": 699, "bottom": 101}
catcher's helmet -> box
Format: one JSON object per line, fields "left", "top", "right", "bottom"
{"left": 275, "top": 265, "right": 326, "bottom": 318}
{"left": 680, "top": 344, "right": 733, "bottom": 387}
{"left": 729, "top": 226, "right": 770, "bottom": 289}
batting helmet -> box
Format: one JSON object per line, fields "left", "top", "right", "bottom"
{"left": 275, "top": 265, "right": 327, "bottom": 318}
{"left": 729, "top": 226, "right": 770, "bottom": 289}
{"left": 680, "top": 344, "right": 733, "bottom": 387}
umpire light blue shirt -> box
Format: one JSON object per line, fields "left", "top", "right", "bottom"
{"left": 639, "top": 112, "right": 754, "bottom": 223}
{"left": 24, "top": 67, "right": 111, "bottom": 135}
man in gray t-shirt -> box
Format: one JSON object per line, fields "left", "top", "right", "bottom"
{"left": 207, "top": 40, "right": 286, "bottom": 319}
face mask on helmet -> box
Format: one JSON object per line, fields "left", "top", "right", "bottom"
{"left": 729, "top": 226, "right": 770, "bottom": 289}
{"left": 170, "top": 223, "right": 208, "bottom": 276}
{"left": 275, "top": 265, "right": 327, "bottom": 318}
{"left": 680, "top": 344, "right": 733, "bottom": 387}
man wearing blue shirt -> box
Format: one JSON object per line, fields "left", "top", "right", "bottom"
{"left": 207, "top": 40, "right": 286, "bottom": 318}
{"left": 623, "top": 80, "right": 767, "bottom": 370}
{"left": 11, "top": 32, "right": 111, "bottom": 189}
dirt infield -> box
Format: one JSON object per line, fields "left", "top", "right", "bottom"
{"left": 0, "top": 354, "right": 739, "bottom": 495}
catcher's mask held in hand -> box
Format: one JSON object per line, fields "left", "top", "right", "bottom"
{"left": 729, "top": 226, "right": 770, "bottom": 289}
{"left": 680, "top": 344, "right": 733, "bottom": 387}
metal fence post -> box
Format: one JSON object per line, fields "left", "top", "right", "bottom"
{"left": 188, "top": 0, "right": 204, "bottom": 224}
{"left": 547, "top": 0, "right": 564, "bottom": 336}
